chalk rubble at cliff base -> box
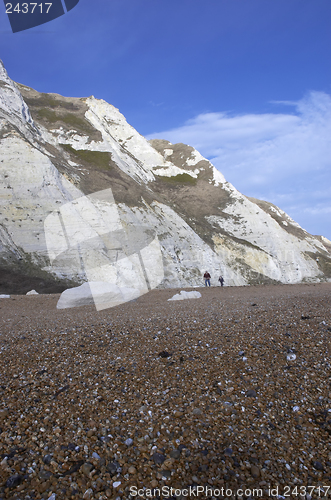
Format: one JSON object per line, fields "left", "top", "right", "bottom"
{"left": 56, "top": 282, "right": 142, "bottom": 310}
{"left": 168, "top": 290, "right": 202, "bottom": 301}
{"left": 0, "top": 283, "right": 331, "bottom": 500}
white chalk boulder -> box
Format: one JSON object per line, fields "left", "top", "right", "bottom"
{"left": 26, "top": 290, "right": 39, "bottom": 295}
{"left": 168, "top": 290, "right": 202, "bottom": 301}
{"left": 56, "top": 281, "right": 142, "bottom": 310}
{"left": 0, "top": 294, "right": 10, "bottom": 298}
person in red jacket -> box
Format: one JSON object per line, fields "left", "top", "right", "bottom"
{"left": 203, "top": 271, "right": 211, "bottom": 287}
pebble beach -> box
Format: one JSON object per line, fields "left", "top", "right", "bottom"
{"left": 0, "top": 283, "right": 331, "bottom": 500}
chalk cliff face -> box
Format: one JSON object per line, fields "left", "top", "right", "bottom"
{"left": 0, "top": 60, "right": 330, "bottom": 294}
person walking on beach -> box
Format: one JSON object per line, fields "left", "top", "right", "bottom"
{"left": 219, "top": 275, "right": 224, "bottom": 287}
{"left": 204, "top": 271, "right": 211, "bottom": 287}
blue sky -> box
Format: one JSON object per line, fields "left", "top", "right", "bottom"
{"left": 1, "top": 0, "right": 330, "bottom": 238}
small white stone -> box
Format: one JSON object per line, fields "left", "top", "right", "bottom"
{"left": 83, "top": 489, "right": 93, "bottom": 500}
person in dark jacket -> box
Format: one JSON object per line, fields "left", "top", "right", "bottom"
{"left": 204, "top": 271, "right": 211, "bottom": 287}
{"left": 219, "top": 275, "right": 224, "bottom": 287}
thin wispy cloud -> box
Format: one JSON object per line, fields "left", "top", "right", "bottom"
{"left": 147, "top": 91, "right": 331, "bottom": 238}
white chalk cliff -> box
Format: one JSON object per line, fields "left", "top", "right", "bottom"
{"left": 0, "top": 59, "right": 330, "bottom": 294}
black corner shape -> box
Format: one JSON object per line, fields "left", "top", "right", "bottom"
{"left": 3, "top": 0, "right": 80, "bottom": 33}
{"left": 64, "top": 0, "right": 79, "bottom": 12}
